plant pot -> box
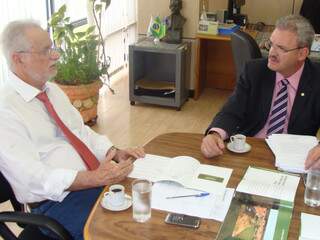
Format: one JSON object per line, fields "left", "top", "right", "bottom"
{"left": 55, "top": 80, "right": 103, "bottom": 125}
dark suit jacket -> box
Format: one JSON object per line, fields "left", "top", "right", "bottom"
{"left": 206, "top": 58, "right": 320, "bottom": 137}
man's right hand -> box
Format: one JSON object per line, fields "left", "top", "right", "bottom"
{"left": 69, "top": 148, "right": 133, "bottom": 191}
{"left": 94, "top": 148, "right": 133, "bottom": 186}
{"left": 201, "top": 132, "right": 225, "bottom": 158}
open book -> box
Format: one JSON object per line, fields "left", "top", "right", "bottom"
{"left": 216, "top": 167, "right": 300, "bottom": 240}
{"left": 128, "top": 154, "right": 233, "bottom": 195}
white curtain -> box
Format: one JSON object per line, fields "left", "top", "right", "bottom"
{"left": 0, "top": 0, "right": 47, "bottom": 86}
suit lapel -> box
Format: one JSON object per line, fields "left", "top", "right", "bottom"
{"left": 260, "top": 70, "right": 276, "bottom": 121}
{"left": 289, "top": 62, "right": 312, "bottom": 126}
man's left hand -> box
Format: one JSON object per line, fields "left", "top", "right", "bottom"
{"left": 305, "top": 145, "right": 320, "bottom": 170}
{"left": 114, "top": 146, "right": 145, "bottom": 162}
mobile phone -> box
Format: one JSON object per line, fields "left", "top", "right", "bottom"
{"left": 165, "top": 213, "right": 201, "bottom": 229}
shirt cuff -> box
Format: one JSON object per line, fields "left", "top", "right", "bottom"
{"left": 208, "top": 128, "right": 228, "bottom": 140}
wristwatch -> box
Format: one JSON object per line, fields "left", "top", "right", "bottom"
{"left": 207, "top": 130, "right": 222, "bottom": 138}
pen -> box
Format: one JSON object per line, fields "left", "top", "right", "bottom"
{"left": 166, "top": 192, "right": 210, "bottom": 199}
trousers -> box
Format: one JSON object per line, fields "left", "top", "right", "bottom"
{"left": 31, "top": 187, "right": 103, "bottom": 240}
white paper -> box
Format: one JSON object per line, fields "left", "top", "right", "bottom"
{"left": 151, "top": 181, "right": 234, "bottom": 222}
{"left": 266, "top": 134, "right": 318, "bottom": 173}
{"left": 300, "top": 213, "right": 320, "bottom": 240}
{"left": 236, "top": 167, "right": 300, "bottom": 202}
{"left": 129, "top": 154, "right": 233, "bottom": 194}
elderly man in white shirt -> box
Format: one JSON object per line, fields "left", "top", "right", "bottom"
{"left": 0, "top": 20, "right": 144, "bottom": 240}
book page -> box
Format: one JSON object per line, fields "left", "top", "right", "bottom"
{"left": 167, "top": 156, "right": 200, "bottom": 185}
{"left": 236, "top": 167, "right": 300, "bottom": 202}
{"left": 128, "top": 154, "right": 171, "bottom": 181}
{"left": 189, "top": 164, "right": 233, "bottom": 195}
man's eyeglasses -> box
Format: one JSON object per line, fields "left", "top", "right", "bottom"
{"left": 18, "top": 47, "right": 59, "bottom": 57}
{"left": 265, "top": 39, "right": 305, "bottom": 54}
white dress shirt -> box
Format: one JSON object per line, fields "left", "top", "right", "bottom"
{"left": 0, "top": 72, "right": 113, "bottom": 203}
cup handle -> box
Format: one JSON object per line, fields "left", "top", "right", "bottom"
{"left": 230, "top": 136, "right": 235, "bottom": 143}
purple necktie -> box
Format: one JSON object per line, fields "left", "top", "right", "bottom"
{"left": 267, "top": 79, "right": 289, "bottom": 135}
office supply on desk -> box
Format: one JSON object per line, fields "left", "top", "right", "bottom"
{"left": 84, "top": 133, "right": 320, "bottom": 240}
{"left": 128, "top": 154, "right": 233, "bottom": 195}
{"left": 166, "top": 192, "right": 209, "bottom": 199}
{"left": 216, "top": 166, "right": 300, "bottom": 240}
{"left": 266, "top": 134, "right": 318, "bottom": 173}
{"left": 165, "top": 213, "right": 201, "bottom": 229}
{"left": 152, "top": 181, "right": 234, "bottom": 222}
{"left": 300, "top": 213, "right": 320, "bottom": 240}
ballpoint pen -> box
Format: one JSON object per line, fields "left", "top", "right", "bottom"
{"left": 166, "top": 192, "right": 210, "bottom": 199}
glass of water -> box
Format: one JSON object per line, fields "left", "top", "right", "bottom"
{"left": 132, "top": 179, "right": 152, "bottom": 222}
{"left": 304, "top": 170, "right": 320, "bottom": 207}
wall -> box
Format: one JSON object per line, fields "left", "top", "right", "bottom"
{"left": 208, "top": 0, "right": 304, "bottom": 25}
{"left": 137, "top": 0, "right": 199, "bottom": 38}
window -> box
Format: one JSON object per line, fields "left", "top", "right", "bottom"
{"left": 52, "top": 0, "right": 88, "bottom": 26}
{"left": 0, "top": 0, "right": 48, "bottom": 86}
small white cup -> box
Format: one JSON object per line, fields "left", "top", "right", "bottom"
{"left": 104, "top": 184, "right": 125, "bottom": 207}
{"left": 230, "top": 134, "right": 246, "bottom": 151}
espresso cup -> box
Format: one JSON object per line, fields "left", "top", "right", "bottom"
{"left": 230, "top": 134, "right": 246, "bottom": 151}
{"left": 105, "top": 184, "right": 125, "bottom": 207}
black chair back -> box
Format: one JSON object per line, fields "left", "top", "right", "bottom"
{"left": 231, "top": 30, "right": 262, "bottom": 81}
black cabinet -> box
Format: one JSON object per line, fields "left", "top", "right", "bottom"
{"left": 129, "top": 39, "right": 190, "bottom": 110}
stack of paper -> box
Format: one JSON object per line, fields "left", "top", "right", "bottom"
{"left": 300, "top": 213, "right": 320, "bottom": 240}
{"left": 266, "top": 134, "right": 318, "bottom": 173}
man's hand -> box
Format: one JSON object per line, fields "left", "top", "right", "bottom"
{"left": 201, "top": 132, "right": 225, "bottom": 158}
{"left": 69, "top": 148, "right": 134, "bottom": 191}
{"left": 113, "top": 146, "right": 145, "bottom": 162}
{"left": 305, "top": 145, "right": 320, "bottom": 170}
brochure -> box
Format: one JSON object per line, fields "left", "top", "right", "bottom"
{"left": 128, "top": 154, "right": 233, "bottom": 195}
{"left": 216, "top": 167, "right": 300, "bottom": 240}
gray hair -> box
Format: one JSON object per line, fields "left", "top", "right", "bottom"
{"left": 1, "top": 20, "right": 42, "bottom": 68}
{"left": 276, "top": 15, "right": 315, "bottom": 51}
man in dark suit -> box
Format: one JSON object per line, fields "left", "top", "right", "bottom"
{"left": 201, "top": 15, "right": 320, "bottom": 163}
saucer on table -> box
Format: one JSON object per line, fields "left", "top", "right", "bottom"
{"left": 227, "top": 142, "right": 251, "bottom": 153}
{"left": 101, "top": 193, "right": 132, "bottom": 211}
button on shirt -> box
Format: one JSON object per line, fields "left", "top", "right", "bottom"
{"left": 0, "top": 72, "right": 113, "bottom": 203}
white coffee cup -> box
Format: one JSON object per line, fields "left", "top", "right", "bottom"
{"left": 230, "top": 134, "right": 246, "bottom": 151}
{"left": 104, "top": 184, "right": 125, "bottom": 207}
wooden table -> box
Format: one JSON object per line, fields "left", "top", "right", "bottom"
{"left": 84, "top": 132, "right": 320, "bottom": 240}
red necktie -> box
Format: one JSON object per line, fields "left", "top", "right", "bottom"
{"left": 37, "top": 92, "right": 100, "bottom": 170}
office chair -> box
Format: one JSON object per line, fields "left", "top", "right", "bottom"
{"left": 0, "top": 172, "right": 73, "bottom": 240}
{"left": 230, "top": 30, "right": 262, "bottom": 81}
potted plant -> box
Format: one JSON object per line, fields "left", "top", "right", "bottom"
{"left": 49, "top": 0, "right": 111, "bottom": 125}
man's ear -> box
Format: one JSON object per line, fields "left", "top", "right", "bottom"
{"left": 298, "top": 47, "right": 309, "bottom": 61}
{"left": 11, "top": 52, "right": 24, "bottom": 66}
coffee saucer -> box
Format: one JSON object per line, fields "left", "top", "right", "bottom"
{"left": 101, "top": 193, "right": 132, "bottom": 211}
{"left": 227, "top": 142, "right": 251, "bottom": 153}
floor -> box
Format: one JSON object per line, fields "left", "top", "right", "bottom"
{"left": 0, "top": 69, "right": 231, "bottom": 238}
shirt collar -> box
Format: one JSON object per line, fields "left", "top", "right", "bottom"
{"left": 275, "top": 63, "right": 305, "bottom": 91}
{"left": 8, "top": 71, "right": 49, "bottom": 102}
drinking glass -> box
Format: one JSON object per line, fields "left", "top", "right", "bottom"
{"left": 132, "top": 179, "right": 152, "bottom": 222}
{"left": 304, "top": 170, "right": 320, "bottom": 207}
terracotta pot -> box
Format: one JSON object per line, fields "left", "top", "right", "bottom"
{"left": 55, "top": 80, "right": 103, "bottom": 125}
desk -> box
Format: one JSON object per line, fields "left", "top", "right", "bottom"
{"left": 84, "top": 132, "right": 320, "bottom": 240}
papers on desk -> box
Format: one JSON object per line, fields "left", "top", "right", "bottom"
{"left": 128, "top": 154, "right": 233, "bottom": 195}
{"left": 266, "top": 134, "right": 318, "bottom": 173}
{"left": 216, "top": 167, "right": 299, "bottom": 240}
{"left": 300, "top": 213, "right": 320, "bottom": 240}
{"left": 236, "top": 166, "right": 300, "bottom": 203}
{"left": 151, "top": 181, "right": 234, "bottom": 222}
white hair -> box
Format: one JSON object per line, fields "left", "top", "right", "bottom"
{"left": 1, "top": 20, "right": 42, "bottom": 69}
